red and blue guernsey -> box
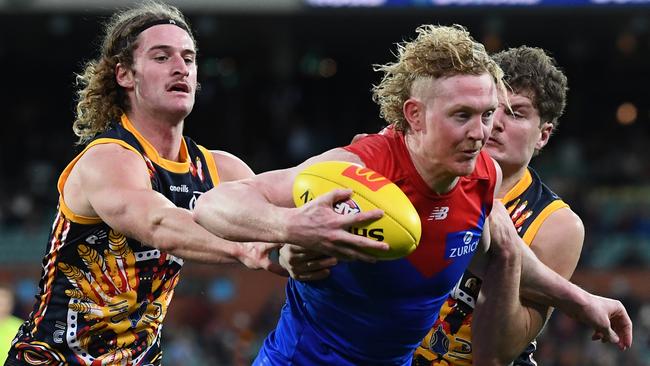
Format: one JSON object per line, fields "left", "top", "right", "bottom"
{"left": 254, "top": 129, "right": 497, "bottom": 366}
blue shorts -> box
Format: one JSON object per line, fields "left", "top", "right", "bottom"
{"left": 253, "top": 302, "right": 412, "bottom": 366}
{"left": 253, "top": 301, "right": 356, "bottom": 366}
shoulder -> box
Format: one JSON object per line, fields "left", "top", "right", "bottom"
{"left": 209, "top": 150, "right": 255, "bottom": 182}
{"left": 62, "top": 142, "right": 151, "bottom": 217}
{"left": 77, "top": 142, "right": 146, "bottom": 172}
{"left": 344, "top": 133, "right": 392, "bottom": 156}
{"left": 530, "top": 206, "right": 584, "bottom": 279}
{"left": 72, "top": 142, "right": 150, "bottom": 188}
{"left": 534, "top": 206, "right": 584, "bottom": 246}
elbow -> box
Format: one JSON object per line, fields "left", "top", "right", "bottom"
{"left": 192, "top": 192, "right": 227, "bottom": 235}
{"left": 192, "top": 192, "right": 212, "bottom": 227}
{"left": 472, "top": 348, "right": 505, "bottom": 366}
{"left": 473, "top": 348, "right": 518, "bottom": 366}
{"left": 192, "top": 192, "right": 239, "bottom": 241}
{"left": 473, "top": 323, "right": 527, "bottom": 366}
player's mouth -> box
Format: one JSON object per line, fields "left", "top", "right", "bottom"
{"left": 167, "top": 81, "right": 190, "bottom": 94}
{"left": 486, "top": 137, "right": 502, "bottom": 147}
{"left": 460, "top": 148, "right": 480, "bottom": 158}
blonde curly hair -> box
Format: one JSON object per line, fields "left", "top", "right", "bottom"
{"left": 372, "top": 24, "right": 505, "bottom": 131}
{"left": 73, "top": 1, "right": 195, "bottom": 144}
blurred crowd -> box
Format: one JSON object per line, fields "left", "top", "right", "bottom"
{"left": 1, "top": 7, "right": 649, "bottom": 365}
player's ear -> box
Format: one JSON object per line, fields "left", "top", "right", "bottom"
{"left": 116, "top": 63, "right": 134, "bottom": 89}
{"left": 403, "top": 98, "right": 424, "bottom": 132}
{"left": 536, "top": 121, "right": 554, "bottom": 150}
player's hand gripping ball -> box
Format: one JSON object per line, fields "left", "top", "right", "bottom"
{"left": 293, "top": 161, "right": 421, "bottom": 260}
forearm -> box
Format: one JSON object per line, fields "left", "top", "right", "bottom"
{"left": 475, "top": 202, "right": 552, "bottom": 364}
{"left": 194, "top": 180, "right": 293, "bottom": 243}
{"left": 519, "top": 243, "right": 590, "bottom": 318}
{"left": 144, "top": 206, "right": 244, "bottom": 264}
{"left": 474, "top": 259, "right": 549, "bottom": 364}
{"left": 473, "top": 232, "right": 528, "bottom": 365}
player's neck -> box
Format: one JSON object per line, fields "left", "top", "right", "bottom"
{"left": 126, "top": 110, "right": 185, "bottom": 162}
{"left": 498, "top": 165, "right": 529, "bottom": 199}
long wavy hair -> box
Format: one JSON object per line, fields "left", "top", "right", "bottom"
{"left": 372, "top": 24, "right": 505, "bottom": 131}
{"left": 73, "top": 1, "right": 195, "bottom": 144}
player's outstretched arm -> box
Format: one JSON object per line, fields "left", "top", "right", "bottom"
{"left": 519, "top": 239, "right": 632, "bottom": 351}
{"left": 193, "top": 148, "right": 389, "bottom": 262}
{"left": 480, "top": 201, "right": 633, "bottom": 352}
{"left": 67, "top": 144, "right": 279, "bottom": 270}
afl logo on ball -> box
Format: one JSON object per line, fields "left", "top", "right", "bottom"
{"left": 333, "top": 199, "right": 361, "bottom": 215}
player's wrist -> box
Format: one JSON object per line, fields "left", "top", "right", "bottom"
{"left": 538, "top": 275, "right": 589, "bottom": 319}
{"left": 562, "top": 283, "right": 591, "bottom": 320}
{"left": 277, "top": 207, "right": 300, "bottom": 244}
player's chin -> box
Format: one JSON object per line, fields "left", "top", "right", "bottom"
{"left": 453, "top": 159, "right": 478, "bottom": 177}
{"left": 165, "top": 102, "right": 194, "bottom": 118}
{"left": 484, "top": 144, "right": 501, "bottom": 157}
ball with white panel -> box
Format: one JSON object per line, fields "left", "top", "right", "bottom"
{"left": 292, "top": 161, "right": 421, "bottom": 260}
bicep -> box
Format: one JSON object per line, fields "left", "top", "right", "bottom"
{"left": 78, "top": 145, "right": 174, "bottom": 235}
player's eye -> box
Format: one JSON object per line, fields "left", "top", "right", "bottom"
{"left": 482, "top": 110, "right": 494, "bottom": 123}
{"left": 454, "top": 112, "right": 471, "bottom": 121}
{"left": 509, "top": 109, "right": 526, "bottom": 119}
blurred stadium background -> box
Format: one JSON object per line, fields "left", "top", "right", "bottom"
{"left": 1, "top": 0, "right": 649, "bottom": 364}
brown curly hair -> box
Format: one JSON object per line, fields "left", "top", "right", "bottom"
{"left": 73, "top": 1, "right": 195, "bottom": 144}
{"left": 372, "top": 24, "right": 505, "bottom": 131}
{"left": 491, "top": 46, "right": 568, "bottom": 127}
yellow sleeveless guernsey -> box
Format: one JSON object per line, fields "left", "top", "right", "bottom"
{"left": 8, "top": 115, "right": 220, "bottom": 366}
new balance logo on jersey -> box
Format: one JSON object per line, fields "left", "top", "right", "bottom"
{"left": 428, "top": 207, "right": 449, "bottom": 221}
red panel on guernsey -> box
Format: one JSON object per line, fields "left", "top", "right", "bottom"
{"left": 344, "top": 128, "right": 496, "bottom": 279}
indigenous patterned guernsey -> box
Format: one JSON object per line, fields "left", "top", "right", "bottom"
{"left": 254, "top": 129, "right": 497, "bottom": 366}
{"left": 413, "top": 167, "right": 569, "bottom": 366}
{"left": 7, "top": 115, "right": 220, "bottom": 366}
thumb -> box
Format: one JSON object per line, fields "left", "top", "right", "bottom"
{"left": 592, "top": 327, "right": 619, "bottom": 345}
{"left": 591, "top": 330, "right": 603, "bottom": 341}
{"left": 266, "top": 262, "right": 289, "bottom": 277}
{"left": 605, "top": 327, "right": 620, "bottom": 344}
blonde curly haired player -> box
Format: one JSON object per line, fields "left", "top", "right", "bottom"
{"left": 372, "top": 24, "right": 506, "bottom": 132}
{"left": 193, "top": 24, "right": 632, "bottom": 366}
